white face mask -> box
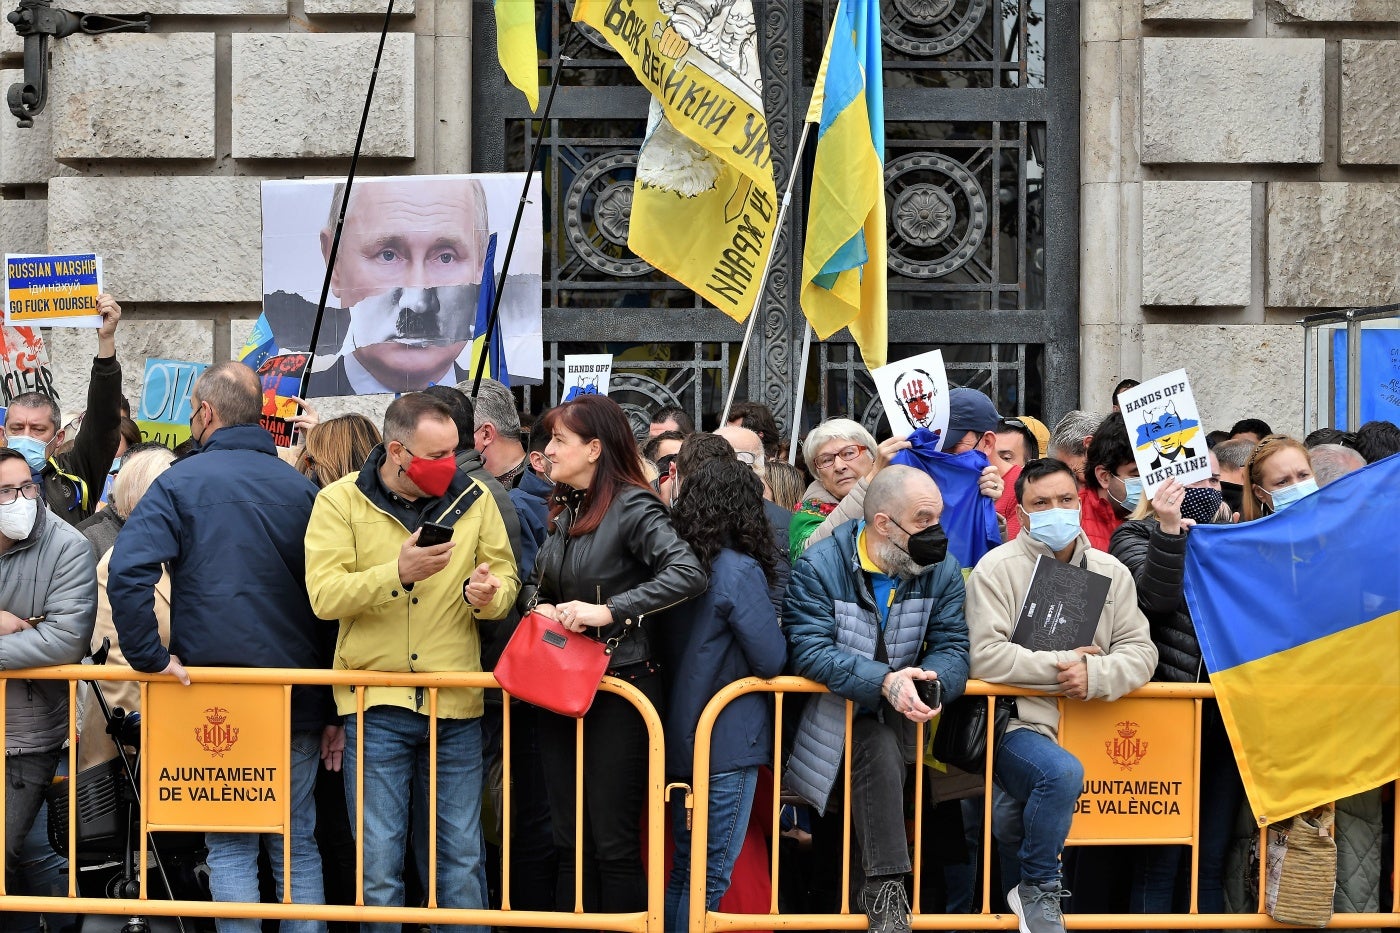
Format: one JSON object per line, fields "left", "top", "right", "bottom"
{"left": 0, "top": 496, "right": 37, "bottom": 540}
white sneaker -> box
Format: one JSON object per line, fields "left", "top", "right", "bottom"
{"left": 1006, "top": 880, "right": 1068, "bottom": 933}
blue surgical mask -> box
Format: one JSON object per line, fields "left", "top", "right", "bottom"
{"left": 1111, "top": 475, "right": 1142, "bottom": 512}
{"left": 1025, "top": 507, "right": 1082, "bottom": 551}
{"left": 1268, "top": 478, "right": 1318, "bottom": 513}
{"left": 6, "top": 435, "right": 50, "bottom": 473}
{"left": 109, "top": 457, "right": 122, "bottom": 475}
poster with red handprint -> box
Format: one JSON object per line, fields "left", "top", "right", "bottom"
{"left": 872, "top": 349, "right": 950, "bottom": 443}
{"left": 0, "top": 326, "right": 58, "bottom": 410}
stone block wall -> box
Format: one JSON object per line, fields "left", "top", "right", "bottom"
{"left": 5, "top": 2, "right": 1397, "bottom": 433}
{"left": 0, "top": 1, "right": 460, "bottom": 407}
{"left": 1081, "top": 0, "right": 1400, "bottom": 437}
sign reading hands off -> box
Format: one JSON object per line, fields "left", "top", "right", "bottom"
{"left": 1117, "top": 369, "right": 1211, "bottom": 497}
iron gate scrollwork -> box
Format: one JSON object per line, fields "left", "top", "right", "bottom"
{"left": 471, "top": 0, "right": 1078, "bottom": 441}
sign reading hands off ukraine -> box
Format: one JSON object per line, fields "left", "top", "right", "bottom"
{"left": 1117, "top": 369, "right": 1211, "bottom": 497}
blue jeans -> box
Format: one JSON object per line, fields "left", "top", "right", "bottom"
{"left": 344, "top": 707, "right": 487, "bottom": 933}
{"left": 992, "top": 728, "right": 1083, "bottom": 888}
{"left": 665, "top": 766, "right": 759, "bottom": 933}
{"left": 206, "top": 730, "right": 325, "bottom": 933}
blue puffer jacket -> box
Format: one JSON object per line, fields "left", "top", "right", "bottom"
{"left": 783, "top": 521, "right": 970, "bottom": 813}
{"left": 109, "top": 424, "right": 331, "bottom": 730}
{"left": 511, "top": 467, "right": 552, "bottom": 580}
{"left": 656, "top": 547, "right": 787, "bottom": 778}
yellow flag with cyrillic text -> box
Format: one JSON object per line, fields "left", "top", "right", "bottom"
{"left": 572, "top": 0, "right": 777, "bottom": 322}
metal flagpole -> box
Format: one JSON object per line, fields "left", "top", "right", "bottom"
{"left": 298, "top": 0, "right": 396, "bottom": 403}
{"left": 470, "top": 53, "right": 571, "bottom": 398}
{"left": 719, "top": 120, "right": 814, "bottom": 426}
{"left": 788, "top": 321, "right": 812, "bottom": 462}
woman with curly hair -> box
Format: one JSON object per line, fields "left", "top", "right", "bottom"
{"left": 661, "top": 456, "right": 787, "bottom": 933}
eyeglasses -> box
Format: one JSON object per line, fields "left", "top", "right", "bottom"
{"left": 0, "top": 482, "right": 40, "bottom": 506}
{"left": 999, "top": 417, "right": 1027, "bottom": 429}
{"left": 813, "top": 444, "right": 868, "bottom": 471}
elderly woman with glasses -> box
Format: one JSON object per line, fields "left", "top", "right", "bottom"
{"left": 789, "top": 418, "right": 909, "bottom": 559}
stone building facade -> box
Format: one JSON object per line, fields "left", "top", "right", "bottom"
{"left": 1084, "top": 0, "right": 1400, "bottom": 437}
{"left": 1, "top": 0, "right": 1397, "bottom": 436}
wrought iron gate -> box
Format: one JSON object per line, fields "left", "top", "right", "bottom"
{"left": 472, "top": 0, "right": 1079, "bottom": 440}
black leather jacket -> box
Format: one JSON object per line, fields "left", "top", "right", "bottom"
{"left": 534, "top": 485, "right": 707, "bottom": 671}
{"left": 1109, "top": 517, "right": 1202, "bottom": 682}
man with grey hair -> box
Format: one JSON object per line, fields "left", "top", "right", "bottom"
{"left": 110, "top": 361, "right": 330, "bottom": 933}
{"left": 1046, "top": 410, "right": 1100, "bottom": 488}
{"left": 1309, "top": 443, "right": 1366, "bottom": 487}
{"left": 784, "top": 465, "right": 970, "bottom": 933}
{"left": 464, "top": 377, "right": 527, "bottom": 484}
{"left": 460, "top": 378, "right": 550, "bottom": 582}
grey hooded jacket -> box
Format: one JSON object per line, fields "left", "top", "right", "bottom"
{"left": 0, "top": 501, "right": 98, "bottom": 753}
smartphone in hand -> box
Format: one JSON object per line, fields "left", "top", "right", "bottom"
{"left": 417, "top": 521, "right": 454, "bottom": 547}
{"left": 915, "top": 678, "right": 943, "bottom": 709}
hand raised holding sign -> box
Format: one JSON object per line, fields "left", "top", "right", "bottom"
{"left": 96, "top": 293, "right": 121, "bottom": 357}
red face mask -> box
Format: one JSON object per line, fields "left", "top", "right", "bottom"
{"left": 401, "top": 447, "right": 457, "bottom": 498}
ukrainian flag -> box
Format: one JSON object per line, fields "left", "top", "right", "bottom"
{"left": 1183, "top": 455, "right": 1400, "bottom": 823}
{"left": 495, "top": 0, "right": 539, "bottom": 111}
{"left": 467, "top": 233, "right": 509, "bottom": 386}
{"left": 800, "top": 0, "right": 887, "bottom": 370}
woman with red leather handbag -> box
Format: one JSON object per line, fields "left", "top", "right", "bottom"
{"left": 528, "top": 394, "right": 707, "bottom": 916}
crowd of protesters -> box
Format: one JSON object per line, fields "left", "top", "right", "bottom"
{"left": 1, "top": 302, "right": 1396, "bottom": 933}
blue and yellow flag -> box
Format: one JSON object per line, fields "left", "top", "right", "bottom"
{"left": 573, "top": 0, "right": 777, "bottom": 323}
{"left": 495, "top": 0, "right": 539, "bottom": 111}
{"left": 1183, "top": 456, "right": 1400, "bottom": 823}
{"left": 468, "top": 234, "right": 509, "bottom": 386}
{"left": 800, "top": 0, "right": 887, "bottom": 370}
{"left": 237, "top": 313, "right": 279, "bottom": 372}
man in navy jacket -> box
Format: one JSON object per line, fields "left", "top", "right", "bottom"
{"left": 784, "top": 465, "right": 970, "bottom": 933}
{"left": 110, "top": 361, "right": 330, "bottom": 933}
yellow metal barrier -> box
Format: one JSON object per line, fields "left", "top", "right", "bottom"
{"left": 0, "top": 665, "right": 666, "bottom": 932}
{"left": 1, "top": 668, "right": 1396, "bottom": 930}
{"left": 688, "top": 677, "right": 1400, "bottom": 931}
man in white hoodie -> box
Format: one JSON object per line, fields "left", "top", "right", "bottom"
{"left": 965, "top": 457, "right": 1156, "bottom": 933}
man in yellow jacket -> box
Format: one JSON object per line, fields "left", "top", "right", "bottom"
{"left": 305, "top": 392, "right": 519, "bottom": 933}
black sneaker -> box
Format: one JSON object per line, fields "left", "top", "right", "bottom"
{"left": 862, "top": 878, "right": 911, "bottom": 933}
{"left": 1006, "top": 880, "right": 1069, "bottom": 933}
